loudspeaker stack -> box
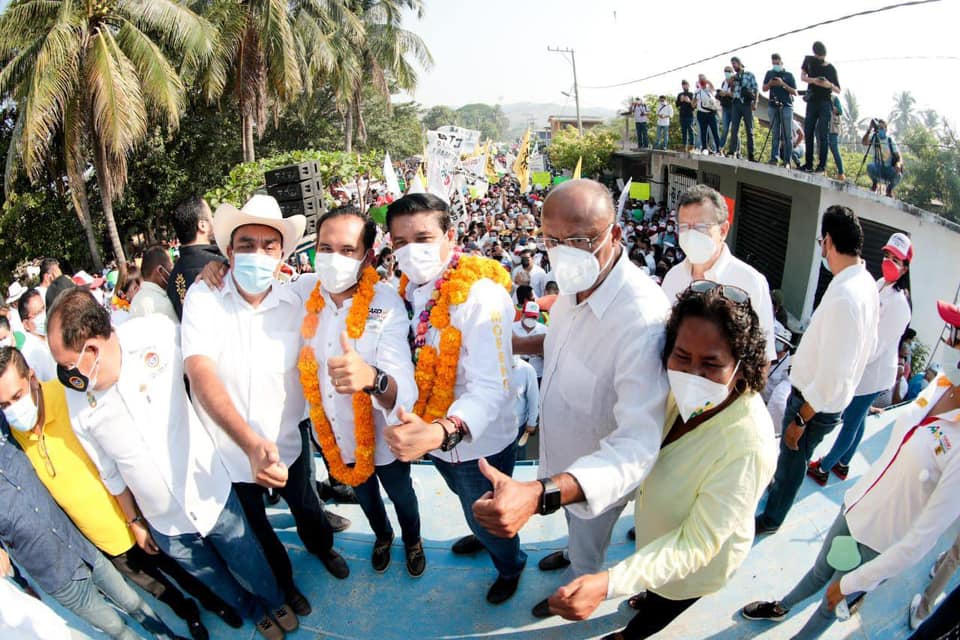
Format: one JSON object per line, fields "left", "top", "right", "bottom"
{"left": 264, "top": 161, "right": 326, "bottom": 236}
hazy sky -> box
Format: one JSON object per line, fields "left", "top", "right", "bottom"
{"left": 399, "top": 0, "right": 960, "bottom": 130}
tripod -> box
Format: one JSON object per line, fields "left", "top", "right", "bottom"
{"left": 759, "top": 100, "right": 787, "bottom": 162}
{"left": 855, "top": 126, "right": 883, "bottom": 187}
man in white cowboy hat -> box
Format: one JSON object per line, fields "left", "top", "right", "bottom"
{"left": 181, "top": 194, "right": 349, "bottom": 618}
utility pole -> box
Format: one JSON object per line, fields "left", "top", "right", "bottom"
{"left": 548, "top": 46, "right": 582, "bottom": 135}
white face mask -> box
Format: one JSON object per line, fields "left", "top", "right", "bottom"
{"left": 546, "top": 226, "right": 614, "bottom": 295}
{"left": 395, "top": 241, "right": 446, "bottom": 285}
{"left": 314, "top": 252, "right": 363, "bottom": 294}
{"left": 0, "top": 337, "right": 11, "bottom": 348}
{"left": 668, "top": 361, "right": 740, "bottom": 422}
{"left": 31, "top": 312, "right": 47, "bottom": 337}
{"left": 3, "top": 386, "right": 38, "bottom": 432}
{"left": 521, "top": 317, "right": 537, "bottom": 330}
{"left": 678, "top": 229, "right": 718, "bottom": 265}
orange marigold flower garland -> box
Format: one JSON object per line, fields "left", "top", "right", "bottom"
{"left": 297, "top": 266, "right": 380, "bottom": 486}
{"left": 111, "top": 294, "right": 130, "bottom": 311}
{"left": 403, "top": 252, "right": 512, "bottom": 422}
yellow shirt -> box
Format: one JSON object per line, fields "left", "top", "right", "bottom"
{"left": 12, "top": 380, "right": 135, "bottom": 556}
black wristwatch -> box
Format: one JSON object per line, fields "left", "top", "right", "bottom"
{"left": 363, "top": 367, "right": 389, "bottom": 396}
{"left": 438, "top": 418, "right": 464, "bottom": 452}
{"left": 537, "top": 478, "right": 562, "bottom": 515}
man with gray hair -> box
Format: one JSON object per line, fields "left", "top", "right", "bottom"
{"left": 661, "top": 184, "right": 777, "bottom": 361}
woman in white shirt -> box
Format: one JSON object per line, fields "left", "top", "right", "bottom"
{"left": 742, "top": 298, "right": 960, "bottom": 639}
{"left": 694, "top": 74, "right": 721, "bottom": 153}
{"left": 808, "top": 233, "right": 913, "bottom": 485}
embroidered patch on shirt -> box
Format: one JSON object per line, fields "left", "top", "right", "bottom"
{"left": 144, "top": 351, "right": 160, "bottom": 369}
{"left": 928, "top": 424, "right": 953, "bottom": 456}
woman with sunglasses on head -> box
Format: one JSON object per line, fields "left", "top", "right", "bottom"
{"left": 546, "top": 281, "right": 777, "bottom": 639}
{"left": 808, "top": 232, "right": 913, "bottom": 485}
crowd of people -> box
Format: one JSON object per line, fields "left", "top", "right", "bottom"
{"left": 626, "top": 40, "right": 904, "bottom": 197}
{"left": 0, "top": 170, "right": 957, "bottom": 640}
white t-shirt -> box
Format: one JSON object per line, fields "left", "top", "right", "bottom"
{"left": 633, "top": 103, "right": 650, "bottom": 123}
{"left": 656, "top": 103, "right": 674, "bottom": 126}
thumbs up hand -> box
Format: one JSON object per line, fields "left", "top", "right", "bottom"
{"left": 472, "top": 457, "right": 543, "bottom": 538}
{"left": 327, "top": 331, "right": 375, "bottom": 395}
{"left": 384, "top": 407, "right": 446, "bottom": 462}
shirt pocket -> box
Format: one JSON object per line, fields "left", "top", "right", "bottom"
{"left": 258, "top": 331, "right": 300, "bottom": 373}
{"left": 557, "top": 355, "right": 599, "bottom": 416}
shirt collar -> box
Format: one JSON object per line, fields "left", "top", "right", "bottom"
{"left": 140, "top": 281, "right": 165, "bottom": 295}
{"left": 222, "top": 272, "right": 296, "bottom": 312}
{"left": 681, "top": 244, "right": 731, "bottom": 280}
{"left": 829, "top": 260, "right": 867, "bottom": 286}
{"left": 581, "top": 247, "right": 628, "bottom": 319}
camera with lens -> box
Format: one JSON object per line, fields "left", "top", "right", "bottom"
{"left": 770, "top": 97, "right": 783, "bottom": 108}
{"left": 869, "top": 118, "right": 882, "bottom": 129}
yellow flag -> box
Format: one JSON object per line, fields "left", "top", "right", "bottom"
{"left": 512, "top": 130, "right": 531, "bottom": 193}
{"left": 573, "top": 156, "right": 582, "bottom": 180}
{"left": 485, "top": 142, "right": 499, "bottom": 183}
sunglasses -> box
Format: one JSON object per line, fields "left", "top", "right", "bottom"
{"left": 688, "top": 280, "right": 751, "bottom": 305}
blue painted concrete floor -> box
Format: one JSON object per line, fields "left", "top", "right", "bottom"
{"left": 53, "top": 404, "right": 958, "bottom": 639}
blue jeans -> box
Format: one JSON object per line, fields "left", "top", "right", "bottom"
{"left": 868, "top": 163, "right": 902, "bottom": 190}
{"left": 819, "top": 391, "right": 882, "bottom": 472}
{"left": 634, "top": 122, "right": 649, "bottom": 148}
{"left": 150, "top": 488, "right": 285, "bottom": 620}
{"left": 769, "top": 103, "right": 794, "bottom": 163}
{"left": 697, "top": 111, "right": 720, "bottom": 151}
{"left": 679, "top": 116, "right": 695, "bottom": 147}
{"left": 49, "top": 553, "right": 177, "bottom": 640}
{"left": 655, "top": 125, "right": 669, "bottom": 149}
{"left": 757, "top": 389, "right": 842, "bottom": 529}
{"left": 354, "top": 458, "right": 422, "bottom": 547}
{"left": 804, "top": 99, "right": 832, "bottom": 169}
{"left": 828, "top": 132, "right": 844, "bottom": 174}
{"left": 719, "top": 105, "right": 733, "bottom": 148}
{"left": 781, "top": 510, "right": 879, "bottom": 639}
{"left": 430, "top": 442, "right": 527, "bottom": 579}
{"left": 727, "top": 101, "right": 755, "bottom": 159}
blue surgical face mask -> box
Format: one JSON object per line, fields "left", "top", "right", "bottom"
{"left": 772, "top": 64, "right": 783, "bottom": 72}
{"left": 232, "top": 253, "right": 279, "bottom": 294}
{"left": 3, "top": 384, "right": 38, "bottom": 432}
{"left": 877, "top": 129, "right": 887, "bottom": 140}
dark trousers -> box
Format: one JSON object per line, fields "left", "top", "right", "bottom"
{"left": 679, "top": 116, "right": 695, "bottom": 147}
{"left": 804, "top": 99, "right": 832, "bottom": 169}
{"left": 354, "top": 458, "right": 421, "bottom": 547}
{"left": 697, "top": 111, "right": 720, "bottom": 151}
{"left": 910, "top": 582, "right": 960, "bottom": 640}
{"left": 235, "top": 420, "right": 334, "bottom": 592}
{"left": 634, "top": 122, "right": 649, "bottom": 148}
{"left": 431, "top": 442, "right": 528, "bottom": 579}
{"left": 727, "top": 101, "right": 755, "bottom": 159}
{"left": 621, "top": 591, "right": 700, "bottom": 639}
{"left": 758, "top": 389, "right": 842, "bottom": 529}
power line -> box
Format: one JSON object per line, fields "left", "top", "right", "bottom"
{"left": 582, "top": 0, "right": 943, "bottom": 90}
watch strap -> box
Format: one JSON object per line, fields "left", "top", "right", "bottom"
{"left": 537, "top": 477, "right": 562, "bottom": 515}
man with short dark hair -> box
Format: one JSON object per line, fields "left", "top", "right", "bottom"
{"left": 755, "top": 205, "right": 879, "bottom": 535}
{"left": 36, "top": 258, "right": 61, "bottom": 302}
{"left": 862, "top": 119, "right": 903, "bottom": 197}
{"left": 726, "top": 56, "right": 759, "bottom": 161}
{"left": 16, "top": 289, "right": 56, "bottom": 381}
{"left": 800, "top": 41, "right": 841, "bottom": 172}
{"left": 166, "top": 196, "right": 224, "bottom": 320}
{"left": 763, "top": 53, "right": 798, "bottom": 166}
{"left": 131, "top": 246, "right": 177, "bottom": 323}
{"left": 676, "top": 81, "right": 696, "bottom": 151}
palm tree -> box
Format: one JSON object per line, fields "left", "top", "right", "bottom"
{"left": 920, "top": 108, "right": 940, "bottom": 133}
{"left": 841, "top": 88, "right": 867, "bottom": 145}
{"left": 0, "top": 0, "right": 213, "bottom": 277}
{"left": 888, "top": 90, "right": 919, "bottom": 136}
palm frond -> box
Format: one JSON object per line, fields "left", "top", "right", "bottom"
{"left": 115, "top": 0, "right": 214, "bottom": 63}
{"left": 259, "top": 0, "right": 302, "bottom": 101}
{"left": 4, "top": 109, "right": 25, "bottom": 194}
{"left": 0, "top": 0, "right": 62, "bottom": 58}
{"left": 115, "top": 20, "right": 184, "bottom": 129}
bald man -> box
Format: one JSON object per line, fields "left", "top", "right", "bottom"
{"left": 474, "top": 179, "right": 672, "bottom": 618}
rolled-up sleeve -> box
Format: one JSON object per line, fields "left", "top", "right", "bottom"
{"left": 566, "top": 323, "right": 668, "bottom": 518}
{"left": 448, "top": 280, "right": 513, "bottom": 442}
{"left": 373, "top": 291, "right": 416, "bottom": 425}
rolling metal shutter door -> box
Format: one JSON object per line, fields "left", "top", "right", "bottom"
{"left": 667, "top": 167, "right": 698, "bottom": 210}
{"left": 733, "top": 184, "right": 792, "bottom": 290}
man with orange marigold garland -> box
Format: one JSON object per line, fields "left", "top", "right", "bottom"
{"left": 181, "top": 195, "right": 348, "bottom": 620}
{"left": 288, "top": 205, "right": 424, "bottom": 577}
{"left": 383, "top": 193, "right": 527, "bottom": 605}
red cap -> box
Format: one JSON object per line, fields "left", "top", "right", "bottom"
{"left": 882, "top": 232, "right": 913, "bottom": 262}
{"left": 523, "top": 301, "right": 540, "bottom": 318}
{"left": 937, "top": 300, "right": 960, "bottom": 328}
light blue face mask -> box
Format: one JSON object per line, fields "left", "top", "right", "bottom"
{"left": 772, "top": 64, "right": 783, "bottom": 72}
{"left": 232, "top": 253, "right": 279, "bottom": 294}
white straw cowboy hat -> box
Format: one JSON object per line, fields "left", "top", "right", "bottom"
{"left": 213, "top": 194, "right": 306, "bottom": 258}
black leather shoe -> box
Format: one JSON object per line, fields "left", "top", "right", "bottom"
{"left": 451, "top": 534, "right": 484, "bottom": 555}
{"left": 265, "top": 489, "right": 281, "bottom": 506}
{"left": 285, "top": 586, "right": 312, "bottom": 616}
{"left": 373, "top": 535, "right": 393, "bottom": 573}
{"left": 406, "top": 539, "right": 426, "bottom": 577}
{"left": 320, "top": 549, "right": 350, "bottom": 579}
{"left": 179, "top": 599, "right": 209, "bottom": 640}
{"left": 537, "top": 550, "right": 570, "bottom": 572}
{"left": 754, "top": 515, "right": 779, "bottom": 537}
{"left": 532, "top": 597, "right": 554, "bottom": 618}
{"left": 209, "top": 605, "right": 242, "bottom": 629}
{"left": 185, "top": 617, "right": 209, "bottom": 640}
{"left": 627, "top": 527, "right": 636, "bottom": 541}
{"left": 487, "top": 573, "right": 522, "bottom": 604}
{"left": 316, "top": 480, "right": 360, "bottom": 504}
{"left": 325, "top": 510, "right": 351, "bottom": 533}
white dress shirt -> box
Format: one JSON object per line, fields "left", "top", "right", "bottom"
{"left": 661, "top": 245, "right": 777, "bottom": 361}
{"left": 540, "top": 250, "right": 671, "bottom": 518}
{"left": 841, "top": 374, "right": 960, "bottom": 595}
{"left": 0, "top": 578, "right": 70, "bottom": 640}
{"left": 129, "top": 281, "right": 179, "bottom": 325}
{"left": 67, "top": 316, "right": 232, "bottom": 537}
{"left": 405, "top": 260, "right": 516, "bottom": 463}
{"left": 511, "top": 357, "right": 539, "bottom": 431}
{"left": 306, "top": 279, "right": 416, "bottom": 466}
{"left": 789, "top": 262, "right": 879, "bottom": 413}
{"left": 512, "top": 320, "right": 547, "bottom": 378}
{"left": 855, "top": 280, "right": 911, "bottom": 396}
{"left": 511, "top": 265, "right": 548, "bottom": 298}
{"left": 19, "top": 333, "right": 56, "bottom": 382}
{"left": 181, "top": 276, "right": 306, "bottom": 483}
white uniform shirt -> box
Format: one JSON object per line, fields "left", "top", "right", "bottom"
{"left": 855, "top": 280, "right": 911, "bottom": 396}
{"left": 656, "top": 103, "right": 674, "bottom": 126}
{"left": 789, "top": 262, "right": 879, "bottom": 413}
{"left": 841, "top": 374, "right": 960, "bottom": 595}
{"left": 633, "top": 103, "right": 649, "bottom": 123}
{"left": 661, "top": 244, "right": 777, "bottom": 361}
{"left": 405, "top": 261, "right": 516, "bottom": 463}
{"left": 540, "top": 250, "right": 671, "bottom": 518}
{"left": 129, "top": 281, "right": 179, "bottom": 325}
{"left": 181, "top": 276, "right": 306, "bottom": 483}
{"left": 511, "top": 357, "right": 539, "bottom": 431}
{"left": 305, "top": 278, "right": 416, "bottom": 466}
{"left": 19, "top": 333, "right": 56, "bottom": 382}
{"left": 0, "top": 579, "right": 70, "bottom": 640}
{"left": 512, "top": 320, "right": 547, "bottom": 378}
{"left": 67, "top": 316, "right": 232, "bottom": 536}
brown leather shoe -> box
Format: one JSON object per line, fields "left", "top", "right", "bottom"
{"left": 272, "top": 606, "right": 299, "bottom": 632}
{"left": 255, "top": 615, "right": 284, "bottom": 640}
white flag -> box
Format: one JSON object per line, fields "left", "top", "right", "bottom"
{"left": 407, "top": 172, "right": 426, "bottom": 195}
{"left": 617, "top": 178, "right": 632, "bottom": 220}
{"left": 383, "top": 152, "right": 402, "bottom": 199}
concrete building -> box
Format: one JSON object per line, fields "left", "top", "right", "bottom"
{"left": 613, "top": 149, "right": 960, "bottom": 361}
